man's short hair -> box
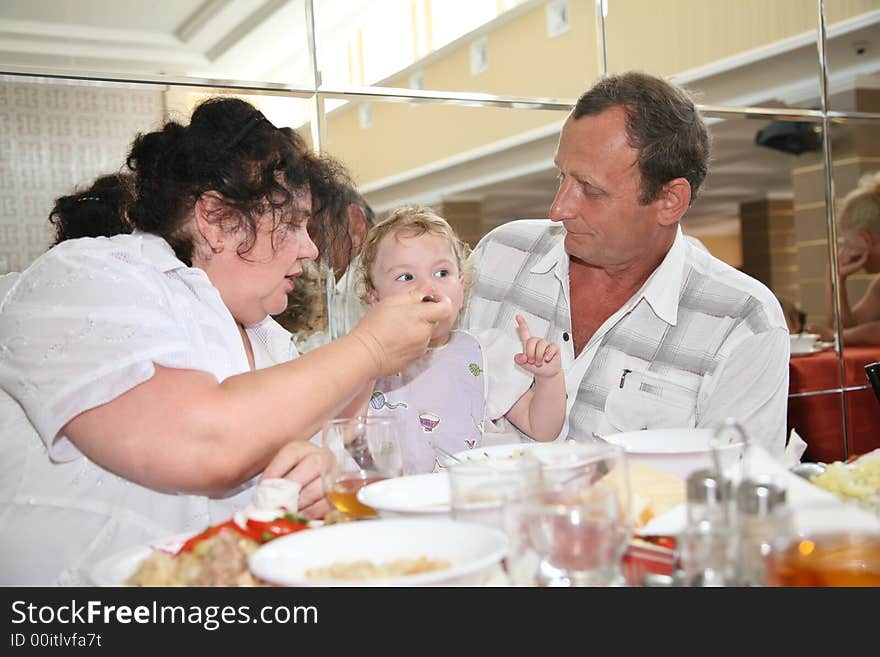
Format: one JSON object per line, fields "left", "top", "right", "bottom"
{"left": 573, "top": 71, "right": 710, "bottom": 206}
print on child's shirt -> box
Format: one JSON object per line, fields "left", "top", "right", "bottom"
{"left": 369, "top": 330, "right": 487, "bottom": 474}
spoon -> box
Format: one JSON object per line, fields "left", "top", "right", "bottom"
{"left": 430, "top": 442, "right": 464, "bottom": 465}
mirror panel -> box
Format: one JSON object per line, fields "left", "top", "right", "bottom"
{"left": 318, "top": 94, "right": 569, "bottom": 246}
{"left": 604, "top": 0, "right": 823, "bottom": 109}
{"left": 313, "top": 0, "right": 598, "bottom": 100}
{"left": 830, "top": 117, "right": 880, "bottom": 457}
{"left": 824, "top": 2, "right": 880, "bottom": 113}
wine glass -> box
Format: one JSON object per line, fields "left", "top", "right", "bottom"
{"left": 321, "top": 416, "right": 403, "bottom": 519}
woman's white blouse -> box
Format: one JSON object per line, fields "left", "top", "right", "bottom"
{"left": 0, "top": 232, "right": 299, "bottom": 585}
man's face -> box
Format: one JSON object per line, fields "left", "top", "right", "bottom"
{"left": 549, "top": 107, "right": 664, "bottom": 268}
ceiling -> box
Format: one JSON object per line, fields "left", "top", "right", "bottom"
{"left": 1, "top": 1, "right": 879, "bottom": 238}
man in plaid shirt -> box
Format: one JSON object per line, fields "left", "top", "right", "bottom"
{"left": 464, "top": 72, "right": 789, "bottom": 456}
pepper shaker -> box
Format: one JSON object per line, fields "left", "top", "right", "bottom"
{"left": 733, "top": 477, "right": 791, "bottom": 586}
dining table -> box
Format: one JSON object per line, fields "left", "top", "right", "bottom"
{"left": 787, "top": 345, "right": 880, "bottom": 463}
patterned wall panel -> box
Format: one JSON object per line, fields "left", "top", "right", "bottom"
{"left": 0, "top": 80, "right": 164, "bottom": 274}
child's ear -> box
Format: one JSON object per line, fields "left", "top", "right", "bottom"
{"left": 367, "top": 288, "right": 380, "bottom": 305}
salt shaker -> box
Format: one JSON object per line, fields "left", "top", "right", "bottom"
{"left": 686, "top": 468, "right": 732, "bottom": 527}
{"left": 733, "top": 477, "right": 791, "bottom": 586}
{"left": 676, "top": 468, "right": 737, "bottom": 587}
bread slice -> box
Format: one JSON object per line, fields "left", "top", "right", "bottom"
{"left": 598, "top": 463, "right": 686, "bottom": 529}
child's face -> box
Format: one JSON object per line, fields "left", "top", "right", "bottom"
{"left": 369, "top": 230, "right": 464, "bottom": 345}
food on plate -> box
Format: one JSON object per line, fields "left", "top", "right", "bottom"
{"left": 809, "top": 451, "right": 880, "bottom": 514}
{"left": 598, "top": 463, "right": 685, "bottom": 529}
{"left": 126, "top": 529, "right": 262, "bottom": 587}
{"left": 126, "top": 512, "right": 310, "bottom": 586}
{"left": 304, "top": 555, "right": 452, "bottom": 581}
{"left": 123, "top": 476, "right": 309, "bottom": 586}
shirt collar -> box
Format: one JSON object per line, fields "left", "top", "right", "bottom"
{"left": 530, "top": 237, "right": 568, "bottom": 277}
{"left": 639, "top": 225, "right": 686, "bottom": 326}
{"left": 532, "top": 225, "right": 687, "bottom": 327}
{"left": 134, "top": 230, "right": 189, "bottom": 273}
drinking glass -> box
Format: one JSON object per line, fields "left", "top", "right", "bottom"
{"left": 447, "top": 455, "right": 543, "bottom": 531}
{"left": 540, "top": 442, "right": 633, "bottom": 583}
{"left": 504, "top": 484, "right": 623, "bottom": 587}
{"left": 764, "top": 503, "right": 880, "bottom": 586}
{"left": 321, "top": 416, "right": 403, "bottom": 519}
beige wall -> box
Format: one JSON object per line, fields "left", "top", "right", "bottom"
{"left": 696, "top": 233, "right": 744, "bottom": 269}
{"left": 326, "top": 0, "right": 877, "bottom": 188}
{"left": 605, "top": 0, "right": 877, "bottom": 76}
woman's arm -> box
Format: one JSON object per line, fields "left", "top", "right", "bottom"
{"left": 335, "top": 380, "right": 375, "bottom": 420}
{"left": 840, "top": 320, "right": 880, "bottom": 346}
{"left": 63, "top": 291, "right": 452, "bottom": 496}
{"left": 850, "top": 276, "right": 880, "bottom": 326}
{"left": 827, "top": 248, "right": 869, "bottom": 328}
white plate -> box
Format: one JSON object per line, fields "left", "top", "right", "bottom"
{"left": 452, "top": 442, "right": 608, "bottom": 467}
{"left": 357, "top": 473, "right": 451, "bottom": 517}
{"left": 602, "top": 428, "right": 744, "bottom": 479}
{"left": 89, "top": 532, "right": 194, "bottom": 586}
{"left": 790, "top": 342, "right": 831, "bottom": 356}
{"left": 249, "top": 518, "right": 507, "bottom": 586}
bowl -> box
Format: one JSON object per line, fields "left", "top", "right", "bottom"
{"left": 248, "top": 518, "right": 507, "bottom": 586}
{"left": 602, "top": 428, "right": 744, "bottom": 479}
{"left": 357, "top": 472, "right": 451, "bottom": 517}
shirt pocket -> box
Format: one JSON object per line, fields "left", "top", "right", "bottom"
{"left": 603, "top": 369, "right": 697, "bottom": 432}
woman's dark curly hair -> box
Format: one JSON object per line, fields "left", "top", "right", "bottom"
{"left": 126, "top": 97, "right": 350, "bottom": 266}
{"left": 49, "top": 173, "right": 134, "bottom": 246}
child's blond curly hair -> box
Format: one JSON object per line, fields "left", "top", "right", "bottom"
{"left": 357, "top": 204, "right": 476, "bottom": 303}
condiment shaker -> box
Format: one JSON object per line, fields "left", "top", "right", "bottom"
{"left": 734, "top": 477, "right": 791, "bottom": 586}
{"left": 686, "top": 467, "right": 732, "bottom": 527}
{"left": 676, "top": 468, "right": 737, "bottom": 586}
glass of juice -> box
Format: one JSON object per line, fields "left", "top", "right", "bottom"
{"left": 322, "top": 416, "right": 403, "bottom": 519}
{"left": 765, "top": 531, "right": 880, "bottom": 586}
{"left": 765, "top": 502, "right": 880, "bottom": 586}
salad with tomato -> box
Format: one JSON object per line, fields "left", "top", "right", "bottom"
{"left": 178, "top": 512, "right": 310, "bottom": 555}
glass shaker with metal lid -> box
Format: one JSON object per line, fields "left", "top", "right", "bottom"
{"left": 676, "top": 466, "right": 737, "bottom": 586}
{"left": 733, "top": 476, "right": 792, "bottom": 586}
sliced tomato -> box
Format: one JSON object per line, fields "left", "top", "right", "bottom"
{"left": 177, "top": 520, "right": 261, "bottom": 554}
{"left": 245, "top": 514, "right": 310, "bottom": 542}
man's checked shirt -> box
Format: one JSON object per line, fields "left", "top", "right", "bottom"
{"left": 463, "top": 220, "right": 789, "bottom": 457}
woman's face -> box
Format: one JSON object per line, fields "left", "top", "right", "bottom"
{"left": 368, "top": 230, "right": 464, "bottom": 346}
{"left": 207, "top": 189, "right": 319, "bottom": 326}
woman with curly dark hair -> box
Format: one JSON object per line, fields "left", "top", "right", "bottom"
{"left": 0, "top": 96, "right": 453, "bottom": 585}
{"left": 48, "top": 172, "right": 134, "bottom": 245}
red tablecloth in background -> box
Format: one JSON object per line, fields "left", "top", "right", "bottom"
{"left": 788, "top": 346, "right": 880, "bottom": 463}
